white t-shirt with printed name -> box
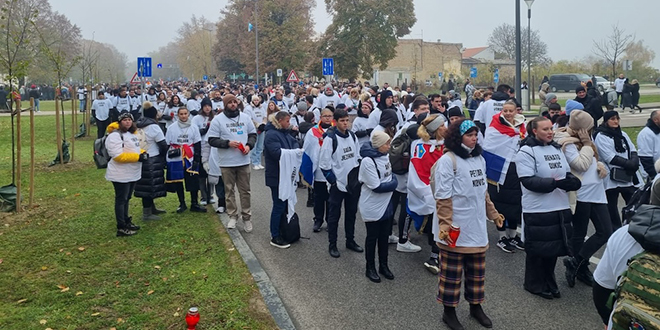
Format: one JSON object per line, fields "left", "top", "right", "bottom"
{"left": 318, "top": 132, "right": 360, "bottom": 193}
{"left": 563, "top": 144, "right": 607, "bottom": 204}
{"left": 207, "top": 112, "right": 257, "bottom": 167}
{"left": 92, "top": 99, "right": 113, "bottom": 121}
{"left": 165, "top": 123, "right": 201, "bottom": 162}
{"left": 515, "top": 144, "right": 570, "bottom": 213}
{"left": 143, "top": 124, "right": 165, "bottom": 157}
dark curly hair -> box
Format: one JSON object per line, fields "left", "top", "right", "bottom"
{"left": 444, "top": 118, "right": 482, "bottom": 159}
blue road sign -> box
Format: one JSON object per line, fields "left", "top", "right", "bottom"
{"left": 157, "top": 63, "right": 162, "bottom": 69}
{"left": 203, "top": 75, "right": 208, "bottom": 81}
{"left": 322, "top": 58, "right": 334, "bottom": 76}
{"left": 494, "top": 68, "right": 500, "bottom": 84}
{"left": 470, "top": 67, "right": 478, "bottom": 78}
{"left": 438, "top": 72, "right": 443, "bottom": 81}
{"left": 137, "top": 57, "right": 152, "bottom": 77}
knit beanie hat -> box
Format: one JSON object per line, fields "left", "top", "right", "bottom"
{"left": 545, "top": 93, "right": 557, "bottom": 101}
{"left": 222, "top": 93, "right": 238, "bottom": 105}
{"left": 603, "top": 110, "right": 619, "bottom": 122}
{"left": 447, "top": 106, "right": 464, "bottom": 118}
{"left": 118, "top": 112, "right": 133, "bottom": 122}
{"left": 575, "top": 85, "right": 586, "bottom": 94}
{"left": 142, "top": 101, "right": 158, "bottom": 119}
{"left": 200, "top": 97, "right": 212, "bottom": 109}
{"left": 371, "top": 130, "right": 391, "bottom": 149}
{"left": 568, "top": 110, "right": 593, "bottom": 131}
{"left": 296, "top": 101, "right": 308, "bottom": 112}
{"left": 565, "top": 99, "right": 584, "bottom": 116}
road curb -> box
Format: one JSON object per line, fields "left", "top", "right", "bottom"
{"left": 217, "top": 213, "right": 296, "bottom": 330}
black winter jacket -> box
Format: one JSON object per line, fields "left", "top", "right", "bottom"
{"left": 264, "top": 118, "right": 299, "bottom": 188}
{"left": 134, "top": 118, "right": 167, "bottom": 199}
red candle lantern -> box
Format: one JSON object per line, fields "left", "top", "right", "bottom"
{"left": 185, "top": 307, "right": 200, "bottom": 330}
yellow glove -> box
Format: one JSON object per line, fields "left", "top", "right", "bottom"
{"left": 492, "top": 214, "right": 505, "bottom": 228}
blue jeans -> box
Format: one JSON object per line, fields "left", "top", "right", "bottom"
{"left": 269, "top": 186, "right": 287, "bottom": 238}
{"left": 250, "top": 132, "right": 265, "bottom": 166}
{"left": 79, "top": 99, "right": 85, "bottom": 111}
{"left": 34, "top": 98, "right": 40, "bottom": 111}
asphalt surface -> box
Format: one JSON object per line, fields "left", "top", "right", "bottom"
{"left": 231, "top": 169, "right": 605, "bottom": 330}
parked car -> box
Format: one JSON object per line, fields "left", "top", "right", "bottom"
{"left": 656, "top": 77, "right": 660, "bottom": 88}
{"left": 593, "top": 76, "right": 611, "bottom": 92}
{"left": 548, "top": 73, "right": 592, "bottom": 92}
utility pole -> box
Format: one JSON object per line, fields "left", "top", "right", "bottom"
{"left": 515, "top": 0, "right": 522, "bottom": 99}
{"left": 254, "top": 0, "right": 260, "bottom": 86}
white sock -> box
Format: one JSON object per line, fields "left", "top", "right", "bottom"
{"left": 506, "top": 228, "right": 517, "bottom": 238}
{"left": 499, "top": 231, "right": 507, "bottom": 239}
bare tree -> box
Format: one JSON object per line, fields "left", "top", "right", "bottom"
{"left": 487, "top": 23, "right": 551, "bottom": 67}
{"left": 592, "top": 24, "right": 634, "bottom": 78}
{"left": 79, "top": 39, "right": 100, "bottom": 85}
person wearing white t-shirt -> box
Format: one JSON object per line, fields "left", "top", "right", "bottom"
{"left": 637, "top": 110, "right": 660, "bottom": 178}
{"left": 92, "top": 93, "right": 113, "bottom": 139}
{"left": 105, "top": 113, "right": 148, "bottom": 237}
{"left": 351, "top": 101, "right": 372, "bottom": 146}
{"left": 165, "top": 107, "right": 205, "bottom": 214}
{"left": 191, "top": 98, "right": 216, "bottom": 206}
{"left": 77, "top": 86, "right": 87, "bottom": 112}
{"left": 134, "top": 103, "right": 168, "bottom": 221}
{"left": 553, "top": 110, "right": 612, "bottom": 289}
{"left": 358, "top": 131, "right": 397, "bottom": 283}
{"left": 244, "top": 95, "right": 267, "bottom": 170}
{"left": 207, "top": 94, "right": 258, "bottom": 232}
{"left": 319, "top": 109, "right": 363, "bottom": 258}
{"left": 614, "top": 74, "right": 626, "bottom": 106}
{"left": 433, "top": 119, "right": 503, "bottom": 330}
{"left": 163, "top": 95, "right": 185, "bottom": 129}
{"left": 211, "top": 90, "right": 224, "bottom": 113}
{"left": 515, "top": 116, "right": 582, "bottom": 300}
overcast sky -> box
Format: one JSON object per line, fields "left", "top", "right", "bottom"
{"left": 50, "top": 0, "right": 660, "bottom": 69}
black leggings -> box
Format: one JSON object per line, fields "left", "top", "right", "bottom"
{"left": 572, "top": 202, "right": 612, "bottom": 261}
{"left": 605, "top": 186, "right": 636, "bottom": 230}
{"left": 112, "top": 181, "right": 136, "bottom": 229}
{"left": 422, "top": 214, "right": 440, "bottom": 255}
{"left": 365, "top": 218, "right": 391, "bottom": 267}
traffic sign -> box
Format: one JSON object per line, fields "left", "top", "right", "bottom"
{"left": 322, "top": 58, "right": 334, "bottom": 76}
{"left": 438, "top": 72, "right": 443, "bottom": 81}
{"left": 277, "top": 69, "right": 283, "bottom": 77}
{"left": 470, "top": 67, "right": 477, "bottom": 78}
{"left": 157, "top": 63, "right": 162, "bottom": 69}
{"left": 623, "top": 60, "right": 633, "bottom": 71}
{"left": 130, "top": 72, "right": 141, "bottom": 85}
{"left": 203, "top": 75, "right": 208, "bottom": 81}
{"left": 494, "top": 68, "right": 500, "bottom": 84}
{"left": 137, "top": 57, "right": 152, "bottom": 77}
{"left": 286, "top": 70, "right": 299, "bottom": 82}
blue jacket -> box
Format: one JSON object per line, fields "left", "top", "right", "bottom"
{"left": 264, "top": 117, "right": 299, "bottom": 187}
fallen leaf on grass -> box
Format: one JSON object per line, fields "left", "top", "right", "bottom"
{"left": 74, "top": 193, "right": 81, "bottom": 197}
{"left": 39, "top": 319, "right": 47, "bottom": 325}
{"left": 77, "top": 247, "right": 85, "bottom": 252}
{"left": 75, "top": 291, "right": 83, "bottom": 296}
{"left": 62, "top": 189, "right": 66, "bottom": 192}
{"left": 16, "top": 299, "right": 27, "bottom": 304}
{"left": 147, "top": 290, "right": 154, "bottom": 295}
{"left": 162, "top": 277, "right": 168, "bottom": 282}
{"left": 228, "top": 248, "right": 235, "bottom": 251}
{"left": 41, "top": 266, "right": 47, "bottom": 271}
{"left": 91, "top": 312, "right": 100, "bottom": 316}
{"left": 59, "top": 249, "right": 64, "bottom": 252}
{"left": 117, "top": 317, "right": 124, "bottom": 323}
{"left": 173, "top": 312, "right": 180, "bottom": 317}
{"left": 144, "top": 282, "right": 149, "bottom": 286}
{"left": 154, "top": 265, "right": 161, "bottom": 270}
{"left": 45, "top": 328, "right": 53, "bottom": 330}
{"left": 0, "top": 259, "right": 3, "bottom": 264}
{"left": 65, "top": 252, "right": 71, "bottom": 256}
{"left": 57, "top": 284, "right": 69, "bottom": 292}
{"left": 111, "top": 328, "right": 117, "bottom": 330}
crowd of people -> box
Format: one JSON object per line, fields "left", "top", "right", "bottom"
{"left": 96, "top": 77, "right": 660, "bottom": 329}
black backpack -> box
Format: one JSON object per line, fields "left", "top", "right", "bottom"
{"left": 622, "top": 180, "right": 654, "bottom": 225}
{"left": 93, "top": 131, "right": 121, "bottom": 169}
{"left": 389, "top": 130, "right": 413, "bottom": 175}
{"left": 279, "top": 211, "right": 300, "bottom": 244}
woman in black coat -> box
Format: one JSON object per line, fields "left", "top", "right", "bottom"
{"left": 514, "top": 117, "right": 581, "bottom": 299}
{"left": 621, "top": 79, "right": 633, "bottom": 112}
{"left": 631, "top": 79, "right": 642, "bottom": 112}
{"left": 134, "top": 102, "right": 168, "bottom": 220}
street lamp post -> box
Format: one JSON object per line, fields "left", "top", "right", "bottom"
{"left": 254, "top": 0, "right": 260, "bottom": 86}
{"left": 515, "top": 0, "right": 522, "bottom": 101}
{"left": 525, "top": 0, "right": 535, "bottom": 111}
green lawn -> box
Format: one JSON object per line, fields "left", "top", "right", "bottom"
{"left": 0, "top": 114, "right": 276, "bottom": 329}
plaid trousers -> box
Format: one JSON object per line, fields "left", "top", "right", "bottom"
{"left": 437, "top": 249, "right": 486, "bottom": 307}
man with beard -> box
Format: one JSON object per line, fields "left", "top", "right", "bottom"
{"left": 317, "top": 84, "right": 342, "bottom": 110}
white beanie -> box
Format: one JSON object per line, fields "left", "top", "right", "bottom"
{"left": 371, "top": 130, "right": 391, "bottom": 148}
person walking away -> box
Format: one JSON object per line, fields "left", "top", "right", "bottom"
{"left": 408, "top": 114, "right": 446, "bottom": 273}
{"left": 207, "top": 94, "right": 257, "bottom": 232}
{"left": 245, "top": 95, "right": 267, "bottom": 170}
{"left": 302, "top": 108, "right": 334, "bottom": 232}
{"left": 264, "top": 111, "right": 303, "bottom": 248}
{"left": 359, "top": 131, "right": 397, "bottom": 282}
{"left": 631, "top": 79, "right": 642, "bottom": 112}
{"left": 603, "top": 84, "right": 618, "bottom": 110}
{"left": 594, "top": 111, "right": 643, "bottom": 230}
{"left": 433, "top": 119, "right": 504, "bottom": 330}
{"left": 92, "top": 92, "right": 113, "bottom": 139}
{"left": 28, "top": 85, "right": 40, "bottom": 112}
{"left": 515, "top": 116, "right": 581, "bottom": 299}
{"left": 134, "top": 102, "right": 168, "bottom": 220}
{"left": 614, "top": 74, "right": 626, "bottom": 107}
{"left": 165, "top": 107, "right": 206, "bottom": 213}
{"left": 191, "top": 98, "right": 215, "bottom": 205}
{"left": 319, "top": 109, "right": 363, "bottom": 258}
{"left": 77, "top": 85, "right": 86, "bottom": 112}
{"left": 105, "top": 113, "right": 148, "bottom": 236}
{"left": 553, "top": 110, "right": 612, "bottom": 288}
{"left": 621, "top": 79, "right": 633, "bottom": 112}
{"left": 482, "top": 100, "right": 526, "bottom": 253}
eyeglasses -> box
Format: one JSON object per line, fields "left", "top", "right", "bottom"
{"left": 321, "top": 115, "right": 333, "bottom": 118}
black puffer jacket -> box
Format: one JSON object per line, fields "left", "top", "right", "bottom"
{"left": 488, "top": 163, "right": 522, "bottom": 223}
{"left": 134, "top": 117, "right": 167, "bottom": 199}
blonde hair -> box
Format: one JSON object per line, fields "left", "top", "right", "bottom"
{"left": 632, "top": 79, "right": 639, "bottom": 85}
{"left": 473, "top": 90, "right": 483, "bottom": 99}
{"left": 360, "top": 92, "right": 371, "bottom": 103}
{"left": 417, "top": 114, "right": 445, "bottom": 142}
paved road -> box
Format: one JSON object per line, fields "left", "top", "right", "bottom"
{"left": 226, "top": 169, "right": 605, "bottom": 330}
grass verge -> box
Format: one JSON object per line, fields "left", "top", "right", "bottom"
{"left": 0, "top": 114, "right": 276, "bottom": 330}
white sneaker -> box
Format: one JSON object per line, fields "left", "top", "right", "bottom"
{"left": 397, "top": 241, "right": 422, "bottom": 253}
{"left": 258, "top": 164, "right": 265, "bottom": 170}
{"left": 208, "top": 198, "right": 216, "bottom": 204}
{"left": 388, "top": 235, "right": 399, "bottom": 244}
{"left": 244, "top": 220, "right": 253, "bottom": 233}
{"left": 215, "top": 206, "right": 225, "bottom": 214}
{"left": 200, "top": 200, "right": 207, "bottom": 206}
{"left": 227, "top": 218, "right": 237, "bottom": 229}
{"left": 253, "top": 165, "right": 260, "bottom": 170}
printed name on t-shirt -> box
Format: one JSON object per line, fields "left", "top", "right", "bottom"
{"left": 470, "top": 168, "right": 485, "bottom": 187}
{"left": 543, "top": 154, "right": 563, "bottom": 169}
{"left": 176, "top": 134, "right": 189, "bottom": 144}
{"left": 493, "top": 101, "right": 505, "bottom": 112}
{"left": 225, "top": 122, "right": 245, "bottom": 134}
{"left": 340, "top": 146, "right": 355, "bottom": 161}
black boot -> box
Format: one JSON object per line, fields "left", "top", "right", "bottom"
{"left": 442, "top": 306, "right": 465, "bottom": 330}
{"left": 329, "top": 243, "right": 340, "bottom": 258}
{"left": 190, "top": 204, "right": 207, "bottom": 213}
{"left": 576, "top": 260, "right": 594, "bottom": 287}
{"left": 125, "top": 216, "right": 141, "bottom": 230}
{"left": 563, "top": 256, "right": 578, "bottom": 288}
{"left": 306, "top": 188, "right": 314, "bottom": 207}
{"left": 313, "top": 218, "right": 323, "bottom": 232}
{"left": 469, "top": 304, "right": 493, "bottom": 328}
{"left": 366, "top": 265, "right": 381, "bottom": 283}
{"left": 378, "top": 263, "right": 394, "bottom": 280}
{"left": 151, "top": 204, "right": 166, "bottom": 215}
{"left": 346, "top": 240, "right": 364, "bottom": 253}
{"left": 176, "top": 204, "right": 187, "bottom": 213}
